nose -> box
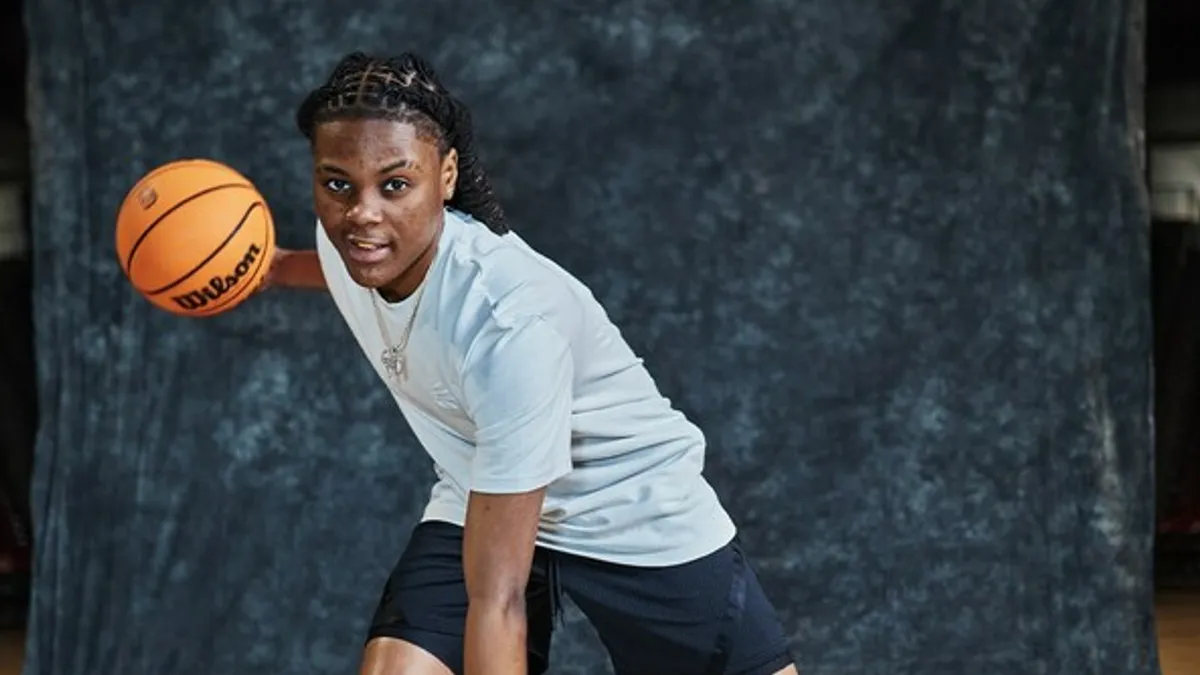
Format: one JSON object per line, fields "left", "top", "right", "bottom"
{"left": 346, "top": 195, "right": 384, "bottom": 227}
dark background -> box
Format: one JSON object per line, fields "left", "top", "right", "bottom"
{"left": 0, "top": 0, "right": 34, "bottom": 632}
{"left": 1146, "top": 0, "right": 1200, "bottom": 587}
{"left": 0, "top": 0, "right": 1184, "bottom": 674}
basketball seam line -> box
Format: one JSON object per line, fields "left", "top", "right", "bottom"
{"left": 145, "top": 201, "right": 264, "bottom": 296}
{"left": 123, "top": 182, "right": 254, "bottom": 273}
{"left": 189, "top": 217, "right": 274, "bottom": 317}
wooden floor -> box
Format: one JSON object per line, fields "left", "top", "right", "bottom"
{"left": 0, "top": 594, "right": 1193, "bottom": 673}
{"left": 0, "top": 631, "right": 18, "bottom": 675}
{"left": 1158, "top": 592, "right": 1200, "bottom": 675}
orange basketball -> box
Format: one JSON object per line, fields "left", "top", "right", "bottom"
{"left": 115, "top": 158, "right": 276, "bottom": 318}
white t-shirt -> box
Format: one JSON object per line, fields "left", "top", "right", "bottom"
{"left": 316, "top": 209, "right": 736, "bottom": 567}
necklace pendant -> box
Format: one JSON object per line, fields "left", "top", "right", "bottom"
{"left": 381, "top": 345, "right": 407, "bottom": 383}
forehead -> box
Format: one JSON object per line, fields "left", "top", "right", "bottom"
{"left": 312, "top": 118, "right": 439, "bottom": 165}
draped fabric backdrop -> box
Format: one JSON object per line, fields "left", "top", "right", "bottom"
{"left": 23, "top": 1, "right": 1155, "bottom": 674}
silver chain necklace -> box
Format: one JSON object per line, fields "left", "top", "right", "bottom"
{"left": 370, "top": 281, "right": 427, "bottom": 384}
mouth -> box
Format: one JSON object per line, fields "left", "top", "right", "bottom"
{"left": 344, "top": 233, "right": 392, "bottom": 265}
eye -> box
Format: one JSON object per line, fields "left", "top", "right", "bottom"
{"left": 323, "top": 178, "right": 351, "bottom": 194}
{"left": 381, "top": 178, "right": 410, "bottom": 194}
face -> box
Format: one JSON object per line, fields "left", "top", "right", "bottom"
{"left": 311, "top": 118, "right": 458, "bottom": 300}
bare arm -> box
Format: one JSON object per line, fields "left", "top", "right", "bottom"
{"left": 458, "top": 316, "right": 576, "bottom": 675}
{"left": 262, "top": 248, "right": 327, "bottom": 291}
{"left": 462, "top": 488, "right": 546, "bottom": 675}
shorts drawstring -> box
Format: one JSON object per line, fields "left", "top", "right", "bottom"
{"left": 546, "top": 552, "right": 566, "bottom": 627}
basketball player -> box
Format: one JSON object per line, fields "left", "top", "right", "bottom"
{"left": 263, "top": 52, "right": 799, "bottom": 675}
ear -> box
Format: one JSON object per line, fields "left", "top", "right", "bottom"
{"left": 441, "top": 148, "right": 459, "bottom": 201}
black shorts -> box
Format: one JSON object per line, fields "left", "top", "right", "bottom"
{"left": 368, "top": 521, "right": 795, "bottom": 675}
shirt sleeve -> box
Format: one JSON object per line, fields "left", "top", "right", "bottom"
{"left": 460, "top": 315, "right": 574, "bottom": 494}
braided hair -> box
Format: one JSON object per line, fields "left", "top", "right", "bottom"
{"left": 296, "top": 52, "right": 508, "bottom": 234}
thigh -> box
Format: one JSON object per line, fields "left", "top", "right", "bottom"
{"left": 367, "top": 521, "right": 554, "bottom": 675}
{"left": 560, "top": 542, "right": 795, "bottom": 675}
{"left": 360, "top": 637, "right": 453, "bottom": 675}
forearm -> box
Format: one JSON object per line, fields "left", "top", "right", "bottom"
{"left": 270, "top": 249, "right": 327, "bottom": 290}
{"left": 460, "top": 488, "right": 546, "bottom": 675}
{"left": 464, "top": 599, "right": 527, "bottom": 675}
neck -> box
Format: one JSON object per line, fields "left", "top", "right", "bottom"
{"left": 378, "top": 220, "right": 443, "bottom": 303}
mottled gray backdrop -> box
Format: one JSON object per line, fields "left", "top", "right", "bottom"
{"left": 23, "top": 1, "right": 1156, "bottom": 674}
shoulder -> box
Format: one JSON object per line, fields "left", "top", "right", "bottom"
{"left": 446, "top": 227, "right": 567, "bottom": 313}
{"left": 435, "top": 212, "right": 584, "bottom": 354}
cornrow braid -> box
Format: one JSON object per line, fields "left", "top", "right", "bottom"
{"left": 296, "top": 51, "right": 509, "bottom": 234}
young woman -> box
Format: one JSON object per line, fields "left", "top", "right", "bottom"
{"left": 265, "top": 51, "right": 798, "bottom": 675}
